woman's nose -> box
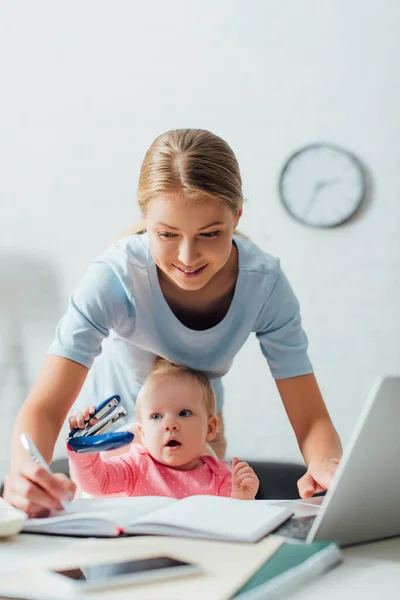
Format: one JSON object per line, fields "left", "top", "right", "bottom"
{"left": 178, "top": 240, "right": 198, "bottom": 266}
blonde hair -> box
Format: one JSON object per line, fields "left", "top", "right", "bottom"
{"left": 120, "top": 129, "right": 244, "bottom": 237}
{"left": 137, "top": 357, "right": 217, "bottom": 417}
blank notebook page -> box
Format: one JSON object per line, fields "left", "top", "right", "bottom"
{"left": 135, "top": 495, "right": 289, "bottom": 538}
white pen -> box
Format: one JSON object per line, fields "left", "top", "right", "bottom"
{"left": 20, "top": 433, "right": 68, "bottom": 509}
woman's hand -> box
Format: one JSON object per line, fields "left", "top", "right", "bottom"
{"left": 297, "top": 457, "right": 340, "bottom": 499}
{"left": 231, "top": 457, "right": 259, "bottom": 500}
{"left": 3, "top": 463, "right": 76, "bottom": 518}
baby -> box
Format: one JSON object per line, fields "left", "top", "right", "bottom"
{"left": 68, "top": 359, "right": 259, "bottom": 500}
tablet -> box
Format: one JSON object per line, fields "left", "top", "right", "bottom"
{"left": 49, "top": 555, "right": 202, "bottom": 590}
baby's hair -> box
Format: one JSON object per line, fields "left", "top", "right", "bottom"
{"left": 137, "top": 357, "right": 217, "bottom": 417}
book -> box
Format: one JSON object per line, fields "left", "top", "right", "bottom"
{"left": 0, "top": 536, "right": 285, "bottom": 600}
{"left": 234, "top": 540, "right": 342, "bottom": 599}
{"left": 21, "top": 495, "right": 293, "bottom": 542}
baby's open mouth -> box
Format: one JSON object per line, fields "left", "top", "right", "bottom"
{"left": 165, "top": 440, "right": 181, "bottom": 447}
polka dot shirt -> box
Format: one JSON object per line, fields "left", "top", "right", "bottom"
{"left": 68, "top": 444, "right": 232, "bottom": 498}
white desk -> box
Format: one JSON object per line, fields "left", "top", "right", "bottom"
{"left": 0, "top": 533, "right": 399, "bottom": 599}
{"left": 292, "top": 536, "right": 400, "bottom": 599}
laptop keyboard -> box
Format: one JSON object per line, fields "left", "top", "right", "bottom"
{"left": 273, "top": 516, "right": 316, "bottom": 540}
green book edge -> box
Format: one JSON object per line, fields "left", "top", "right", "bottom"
{"left": 234, "top": 541, "right": 340, "bottom": 597}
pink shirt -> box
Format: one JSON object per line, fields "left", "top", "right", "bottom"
{"left": 68, "top": 444, "right": 233, "bottom": 499}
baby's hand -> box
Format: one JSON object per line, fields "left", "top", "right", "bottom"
{"left": 231, "top": 457, "right": 259, "bottom": 500}
{"left": 69, "top": 406, "right": 98, "bottom": 431}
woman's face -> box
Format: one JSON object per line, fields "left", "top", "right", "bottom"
{"left": 144, "top": 195, "right": 241, "bottom": 291}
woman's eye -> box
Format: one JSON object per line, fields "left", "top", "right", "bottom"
{"left": 179, "top": 409, "right": 192, "bottom": 417}
{"left": 151, "top": 413, "right": 162, "bottom": 420}
{"left": 200, "top": 231, "right": 220, "bottom": 238}
{"left": 158, "top": 232, "right": 177, "bottom": 238}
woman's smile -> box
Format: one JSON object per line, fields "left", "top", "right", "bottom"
{"left": 173, "top": 264, "right": 208, "bottom": 278}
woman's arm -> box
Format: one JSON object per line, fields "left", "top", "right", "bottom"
{"left": 5, "top": 260, "right": 132, "bottom": 515}
{"left": 4, "top": 355, "right": 88, "bottom": 515}
{"left": 276, "top": 373, "right": 342, "bottom": 498}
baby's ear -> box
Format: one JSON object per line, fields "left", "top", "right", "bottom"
{"left": 206, "top": 415, "right": 218, "bottom": 442}
{"left": 136, "top": 423, "right": 144, "bottom": 439}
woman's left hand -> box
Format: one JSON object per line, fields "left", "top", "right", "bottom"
{"left": 297, "top": 458, "right": 340, "bottom": 499}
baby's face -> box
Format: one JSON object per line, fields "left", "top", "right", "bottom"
{"left": 137, "top": 374, "right": 216, "bottom": 470}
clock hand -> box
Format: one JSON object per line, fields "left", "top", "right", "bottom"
{"left": 303, "top": 187, "right": 319, "bottom": 218}
{"left": 315, "top": 178, "right": 340, "bottom": 192}
{"left": 303, "top": 179, "right": 341, "bottom": 218}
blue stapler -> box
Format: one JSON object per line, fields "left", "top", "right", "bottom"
{"left": 66, "top": 395, "right": 134, "bottom": 454}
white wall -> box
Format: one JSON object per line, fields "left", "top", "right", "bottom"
{"left": 1, "top": 0, "right": 399, "bottom": 478}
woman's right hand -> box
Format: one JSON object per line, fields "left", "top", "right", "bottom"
{"left": 3, "top": 462, "right": 76, "bottom": 518}
{"left": 5, "top": 355, "right": 89, "bottom": 517}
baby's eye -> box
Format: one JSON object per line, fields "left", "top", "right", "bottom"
{"left": 151, "top": 413, "right": 162, "bottom": 420}
{"left": 200, "top": 231, "right": 220, "bottom": 238}
{"left": 179, "top": 409, "right": 192, "bottom": 417}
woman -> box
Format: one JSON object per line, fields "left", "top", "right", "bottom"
{"left": 4, "top": 129, "right": 342, "bottom": 516}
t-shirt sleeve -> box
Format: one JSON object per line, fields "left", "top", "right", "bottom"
{"left": 255, "top": 268, "right": 313, "bottom": 379}
{"left": 68, "top": 446, "right": 139, "bottom": 496}
{"left": 48, "top": 261, "right": 135, "bottom": 368}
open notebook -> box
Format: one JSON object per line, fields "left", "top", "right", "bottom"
{"left": 22, "top": 495, "right": 292, "bottom": 542}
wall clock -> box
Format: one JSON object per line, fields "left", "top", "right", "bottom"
{"left": 278, "top": 143, "right": 366, "bottom": 228}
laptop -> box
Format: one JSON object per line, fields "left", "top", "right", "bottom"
{"left": 271, "top": 376, "right": 400, "bottom": 546}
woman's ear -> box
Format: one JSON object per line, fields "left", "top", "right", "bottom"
{"left": 233, "top": 205, "right": 243, "bottom": 229}
{"left": 206, "top": 415, "right": 218, "bottom": 442}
